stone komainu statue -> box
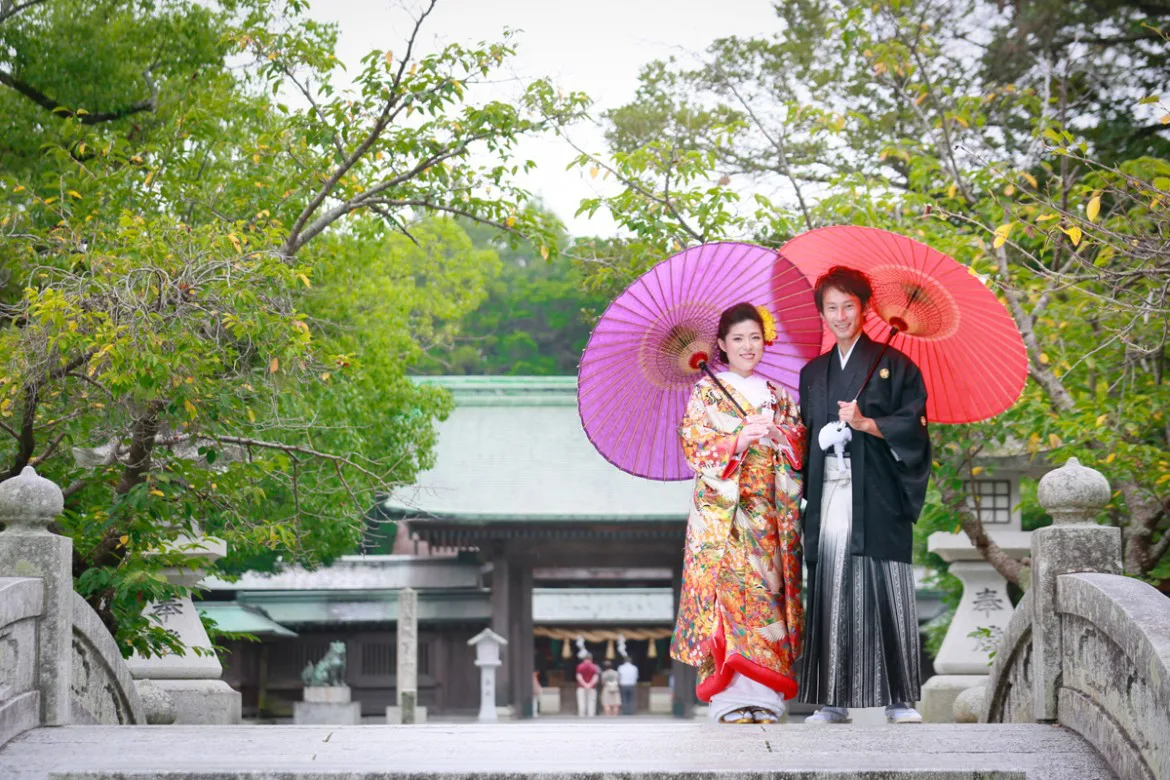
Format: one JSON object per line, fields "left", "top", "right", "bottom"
{"left": 301, "top": 641, "right": 347, "bottom": 687}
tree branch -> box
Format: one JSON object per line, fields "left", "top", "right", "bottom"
{"left": 285, "top": 133, "right": 496, "bottom": 253}
{"left": 0, "top": 67, "right": 158, "bottom": 124}
{"left": 6, "top": 383, "right": 38, "bottom": 479}
{"left": 29, "top": 428, "right": 69, "bottom": 467}
{"left": 0, "top": 0, "right": 50, "bottom": 26}
{"left": 364, "top": 198, "right": 512, "bottom": 233}
{"left": 61, "top": 479, "right": 86, "bottom": 499}
{"left": 716, "top": 74, "right": 815, "bottom": 231}
{"left": 115, "top": 404, "right": 164, "bottom": 495}
{"left": 1149, "top": 524, "right": 1170, "bottom": 572}
{"left": 565, "top": 136, "right": 704, "bottom": 243}
{"left": 1119, "top": 479, "right": 1166, "bottom": 575}
{"left": 992, "top": 244, "right": 1075, "bottom": 412}
{"left": 210, "top": 434, "right": 390, "bottom": 487}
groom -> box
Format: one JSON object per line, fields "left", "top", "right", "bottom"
{"left": 797, "top": 266, "right": 932, "bottom": 724}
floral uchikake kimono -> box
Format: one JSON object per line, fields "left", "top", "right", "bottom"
{"left": 670, "top": 372, "right": 806, "bottom": 703}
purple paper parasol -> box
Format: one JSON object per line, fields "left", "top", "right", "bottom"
{"left": 577, "top": 242, "right": 823, "bottom": 481}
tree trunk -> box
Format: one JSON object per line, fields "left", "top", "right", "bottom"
{"left": 938, "top": 479, "right": 1031, "bottom": 589}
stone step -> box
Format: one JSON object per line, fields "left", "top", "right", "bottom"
{"left": 0, "top": 723, "right": 1114, "bottom": 780}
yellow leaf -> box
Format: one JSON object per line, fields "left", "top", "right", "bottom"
{"left": 12, "top": 185, "right": 24, "bottom": 193}
{"left": 1062, "top": 225, "right": 1083, "bottom": 246}
{"left": 1048, "top": 433, "right": 1062, "bottom": 448}
{"left": 1003, "top": 184, "right": 1016, "bottom": 196}
{"left": 1021, "top": 172, "right": 1038, "bottom": 188}
{"left": 246, "top": 407, "right": 256, "bottom": 423}
{"left": 1161, "top": 113, "right": 1170, "bottom": 125}
{"left": 993, "top": 222, "right": 1013, "bottom": 249}
{"left": 118, "top": 535, "right": 129, "bottom": 547}
{"left": 1035, "top": 213, "right": 1059, "bottom": 222}
{"left": 297, "top": 273, "right": 311, "bottom": 288}
{"left": 1096, "top": 414, "right": 1108, "bottom": 426}
{"left": 589, "top": 166, "right": 599, "bottom": 179}
{"left": 1026, "top": 432, "right": 1041, "bottom": 455}
{"left": 505, "top": 215, "right": 516, "bottom": 228}
{"left": 253, "top": 153, "right": 260, "bottom": 164}
{"left": 1086, "top": 196, "right": 1101, "bottom": 223}
{"left": 1104, "top": 452, "right": 1116, "bottom": 464}
{"left": 43, "top": 196, "right": 57, "bottom": 205}
{"left": 184, "top": 400, "right": 197, "bottom": 419}
{"left": 1039, "top": 353, "right": 1050, "bottom": 365}
{"left": 385, "top": 51, "right": 393, "bottom": 65}
{"left": 269, "top": 357, "right": 279, "bottom": 374}
{"left": 320, "top": 372, "right": 331, "bottom": 381}
{"left": 149, "top": 489, "right": 165, "bottom": 497}
{"left": 228, "top": 233, "right": 242, "bottom": 253}
{"left": 952, "top": 114, "right": 969, "bottom": 128}
{"left": 540, "top": 245, "right": 550, "bottom": 261}
{"left": 144, "top": 170, "right": 155, "bottom": 188}
{"left": 970, "top": 466, "right": 984, "bottom": 476}
{"left": 946, "top": 184, "right": 957, "bottom": 199}
{"left": 67, "top": 190, "right": 82, "bottom": 199}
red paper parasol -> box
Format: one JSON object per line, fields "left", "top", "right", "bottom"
{"left": 578, "top": 242, "right": 823, "bottom": 481}
{"left": 778, "top": 226, "right": 1027, "bottom": 424}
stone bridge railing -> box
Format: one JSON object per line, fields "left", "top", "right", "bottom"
{"left": 979, "top": 458, "right": 1170, "bottom": 780}
{"left": 0, "top": 467, "right": 145, "bottom": 749}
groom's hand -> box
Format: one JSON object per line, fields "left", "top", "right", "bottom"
{"left": 838, "top": 401, "right": 874, "bottom": 434}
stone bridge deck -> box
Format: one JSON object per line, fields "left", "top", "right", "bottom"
{"left": 0, "top": 723, "right": 1114, "bottom": 780}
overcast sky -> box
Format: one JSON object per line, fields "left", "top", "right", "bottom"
{"left": 307, "top": 0, "right": 780, "bottom": 237}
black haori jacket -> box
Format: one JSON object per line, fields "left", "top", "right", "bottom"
{"left": 798, "top": 333, "right": 932, "bottom": 565}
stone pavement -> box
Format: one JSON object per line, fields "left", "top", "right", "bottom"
{"left": 0, "top": 722, "right": 1115, "bottom": 780}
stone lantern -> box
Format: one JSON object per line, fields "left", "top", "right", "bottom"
{"left": 920, "top": 454, "right": 1041, "bottom": 722}
{"left": 124, "top": 531, "right": 240, "bottom": 724}
{"left": 468, "top": 628, "right": 508, "bottom": 723}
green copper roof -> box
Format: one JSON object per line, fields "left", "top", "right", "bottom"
{"left": 390, "top": 376, "right": 692, "bottom": 521}
{"left": 411, "top": 375, "right": 578, "bottom": 407}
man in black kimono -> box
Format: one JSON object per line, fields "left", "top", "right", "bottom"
{"left": 797, "top": 266, "right": 931, "bottom": 724}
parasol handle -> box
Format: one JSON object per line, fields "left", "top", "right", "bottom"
{"left": 849, "top": 319, "right": 905, "bottom": 406}
{"left": 696, "top": 359, "right": 748, "bottom": 418}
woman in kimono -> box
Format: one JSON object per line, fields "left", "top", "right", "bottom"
{"left": 670, "top": 302, "right": 806, "bottom": 724}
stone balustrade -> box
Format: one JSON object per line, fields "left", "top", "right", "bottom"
{"left": 0, "top": 576, "right": 43, "bottom": 747}
{"left": 980, "top": 458, "right": 1170, "bottom": 780}
{"left": 0, "top": 467, "right": 145, "bottom": 746}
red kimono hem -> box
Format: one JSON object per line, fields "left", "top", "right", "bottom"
{"left": 695, "top": 613, "right": 799, "bottom": 702}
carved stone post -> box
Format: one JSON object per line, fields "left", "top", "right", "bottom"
{"left": 1031, "top": 457, "right": 1120, "bottom": 722}
{"left": 0, "top": 467, "right": 71, "bottom": 726}
{"left": 386, "top": 587, "right": 425, "bottom": 724}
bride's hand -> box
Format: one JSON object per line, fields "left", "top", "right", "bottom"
{"left": 734, "top": 421, "right": 769, "bottom": 453}
{"left": 747, "top": 413, "right": 782, "bottom": 442}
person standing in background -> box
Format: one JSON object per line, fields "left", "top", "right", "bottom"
{"left": 600, "top": 661, "right": 621, "bottom": 716}
{"left": 617, "top": 656, "right": 639, "bottom": 715}
{"left": 575, "top": 652, "right": 599, "bottom": 717}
